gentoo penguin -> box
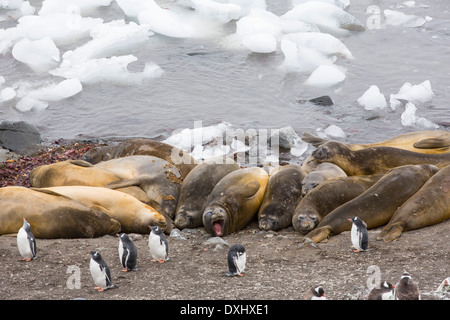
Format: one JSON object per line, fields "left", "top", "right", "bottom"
{"left": 395, "top": 272, "right": 420, "bottom": 300}
{"left": 89, "top": 250, "right": 118, "bottom": 292}
{"left": 348, "top": 216, "right": 369, "bottom": 252}
{"left": 302, "top": 285, "right": 327, "bottom": 300}
{"left": 17, "top": 218, "right": 37, "bottom": 261}
{"left": 436, "top": 277, "right": 450, "bottom": 293}
{"left": 117, "top": 233, "right": 138, "bottom": 272}
{"left": 225, "top": 244, "right": 246, "bottom": 277}
{"left": 148, "top": 225, "right": 169, "bottom": 263}
{"left": 367, "top": 281, "right": 395, "bottom": 300}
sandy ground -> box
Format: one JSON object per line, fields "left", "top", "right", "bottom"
{"left": 1, "top": 217, "right": 448, "bottom": 304}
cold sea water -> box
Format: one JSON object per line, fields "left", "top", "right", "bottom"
{"left": 0, "top": 0, "right": 449, "bottom": 160}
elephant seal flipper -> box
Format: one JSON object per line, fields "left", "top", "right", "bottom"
{"left": 301, "top": 132, "right": 327, "bottom": 147}
{"left": 413, "top": 137, "right": 450, "bottom": 149}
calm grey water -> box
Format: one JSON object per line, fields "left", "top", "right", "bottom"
{"left": 0, "top": 0, "right": 449, "bottom": 146}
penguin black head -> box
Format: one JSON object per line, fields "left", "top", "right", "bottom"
{"left": 313, "top": 285, "right": 326, "bottom": 298}
{"left": 348, "top": 216, "right": 365, "bottom": 227}
{"left": 118, "top": 233, "right": 132, "bottom": 243}
{"left": 22, "top": 218, "right": 32, "bottom": 232}
{"left": 381, "top": 281, "right": 395, "bottom": 290}
{"left": 89, "top": 250, "right": 103, "bottom": 262}
{"left": 149, "top": 225, "right": 163, "bottom": 235}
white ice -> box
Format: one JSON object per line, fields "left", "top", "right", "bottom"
{"left": 357, "top": 85, "right": 387, "bottom": 111}
{"left": 51, "top": 55, "right": 163, "bottom": 85}
{"left": 281, "top": 1, "right": 365, "bottom": 36}
{"left": 190, "top": 0, "right": 241, "bottom": 23}
{"left": 305, "top": 65, "right": 346, "bottom": 88}
{"left": 291, "top": 0, "right": 350, "bottom": 10}
{"left": 38, "top": 0, "right": 113, "bottom": 16}
{"left": 389, "top": 80, "right": 434, "bottom": 110}
{"left": 279, "top": 38, "right": 336, "bottom": 73}
{"left": 324, "top": 124, "right": 346, "bottom": 138}
{"left": 0, "top": 0, "right": 35, "bottom": 21}
{"left": 0, "top": 87, "right": 16, "bottom": 103}
{"left": 12, "top": 37, "right": 60, "bottom": 73}
{"left": 383, "top": 9, "right": 426, "bottom": 28}
{"left": 281, "top": 32, "right": 354, "bottom": 60}
{"left": 400, "top": 102, "right": 439, "bottom": 129}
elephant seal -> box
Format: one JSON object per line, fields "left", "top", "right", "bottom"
{"left": 292, "top": 173, "right": 383, "bottom": 234}
{"left": 258, "top": 164, "right": 306, "bottom": 231}
{"left": 302, "top": 130, "right": 450, "bottom": 154}
{"left": 311, "top": 141, "right": 450, "bottom": 176}
{"left": 202, "top": 167, "right": 269, "bottom": 237}
{"left": 302, "top": 164, "right": 439, "bottom": 243}
{"left": 0, "top": 186, "right": 121, "bottom": 239}
{"left": 379, "top": 165, "right": 450, "bottom": 242}
{"left": 28, "top": 160, "right": 151, "bottom": 203}
{"left": 97, "top": 155, "right": 182, "bottom": 219}
{"left": 174, "top": 157, "right": 240, "bottom": 230}
{"left": 35, "top": 186, "right": 168, "bottom": 234}
{"left": 301, "top": 162, "right": 347, "bottom": 196}
{"left": 81, "top": 138, "right": 197, "bottom": 178}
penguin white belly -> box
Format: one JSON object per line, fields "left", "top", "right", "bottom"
{"left": 90, "top": 259, "right": 107, "bottom": 289}
{"left": 381, "top": 291, "right": 395, "bottom": 300}
{"left": 350, "top": 224, "right": 362, "bottom": 250}
{"left": 148, "top": 235, "right": 166, "bottom": 261}
{"left": 17, "top": 228, "right": 33, "bottom": 259}
{"left": 235, "top": 252, "right": 246, "bottom": 274}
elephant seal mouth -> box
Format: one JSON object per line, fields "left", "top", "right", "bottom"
{"left": 212, "top": 219, "right": 224, "bottom": 236}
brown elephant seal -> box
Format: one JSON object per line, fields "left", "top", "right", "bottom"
{"left": 0, "top": 186, "right": 121, "bottom": 239}
{"left": 258, "top": 164, "right": 306, "bottom": 231}
{"left": 311, "top": 141, "right": 450, "bottom": 176}
{"left": 81, "top": 138, "right": 197, "bottom": 178}
{"left": 302, "top": 164, "right": 439, "bottom": 243}
{"left": 302, "top": 130, "right": 450, "bottom": 154}
{"left": 35, "top": 186, "right": 168, "bottom": 234}
{"left": 174, "top": 157, "right": 240, "bottom": 230}
{"left": 202, "top": 167, "right": 269, "bottom": 237}
{"left": 292, "top": 173, "right": 383, "bottom": 235}
{"left": 28, "top": 160, "right": 151, "bottom": 203}
{"left": 379, "top": 165, "right": 450, "bottom": 242}
{"left": 301, "top": 162, "right": 347, "bottom": 196}
{"left": 97, "top": 155, "right": 182, "bottom": 219}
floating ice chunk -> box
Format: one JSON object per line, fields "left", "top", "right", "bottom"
{"left": 0, "top": 0, "right": 35, "bottom": 21}
{"left": 357, "top": 85, "right": 387, "bottom": 111}
{"left": 0, "top": 87, "right": 16, "bottom": 102}
{"left": 292, "top": 0, "right": 350, "bottom": 10}
{"left": 324, "top": 124, "right": 346, "bottom": 138}
{"left": 38, "top": 0, "right": 113, "bottom": 16}
{"left": 389, "top": 80, "right": 434, "bottom": 110}
{"left": 16, "top": 96, "right": 48, "bottom": 112}
{"left": 23, "top": 78, "right": 82, "bottom": 101}
{"left": 116, "top": 0, "right": 153, "bottom": 18}
{"left": 403, "top": 1, "right": 416, "bottom": 8}
{"left": 12, "top": 37, "right": 60, "bottom": 73}
{"left": 61, "top": 20, "right": 152, "bottom": 63}
{"left": 279, "top": 38, "right": 336, "bottom": 73}
{"left": 138, "top": 0, "right": 223, "bottom": 38}
{"left": 190, "top": 0, "right": 241, "bottom": 23}
{"left": 281, "top": 1, "right": 365, "bottom": 36}
{"left": 51, "top": 55, "right": 163, "bottom": 85}
{"left": 383, "top": 9, "right": 426, "bottom": 28}
{"left": 242, "top": 33, "right": 277, "bottom": 53}
{"left": 282, "top": 32, "right": 354, "bottom": 60}
{"left": 305, "top": 65, "right": 346, "bottom": 88}
{"left": 236, "top": 9, "right": 282, "bottom": 38}
{"left": 401, "top": 102, "right": 439, "bottom": 129}
{"left": 15, "top": 13, "right": 103, "bottom": 45}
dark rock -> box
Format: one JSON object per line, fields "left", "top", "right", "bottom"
{"left": 0, "top": 120, "right": 41, "bottom": 152}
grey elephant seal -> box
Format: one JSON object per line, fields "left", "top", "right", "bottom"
{"left": 302, "top": 164, "right": 439, "bottom": 243}
{"left": 202, "top": 167, "right": 269, "bottom": 237}
{"left": 311, "top": 141, "right": 450, "bottom": 176}
{"left": 81, "top": 138, "right": 197, "bottom": 178}
{"left": 379, "top": 165, "right": 450, "bottom": 242}
{"left": 258, "top": 164, "right": 306, "bottom": 231}
{"left": 301, "top": 162, "right": 347, "bottom": 196}
{"left": 292, "top": 173, "right": 383, "bottom": 234}
{"left": 0, "top": 187, "right": 121, "bottom": 239}
{"left": 174, "top": 157, "right": 240, "bottom": 230}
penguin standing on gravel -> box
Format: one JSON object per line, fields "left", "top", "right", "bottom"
{"left": 117, "top": 233, "right": 138, "bottom": 271}
{"left": 89, "top": 250, "right": 118, "bottom": 292}
{"left": 367, "top": 281, "right": 395, "bottom": 300}
{"left": 348, "top": 216, "right": 369, "bottom": 252}
{"left": 148, "top": 225, "right": 169, "bottom": 263}
{"left": 395, "top": 272, "right": 420, "bottom": 300}
{"left": 302, "top": 285, "right": 327, "bottom": 300}
{"left": 225, "top": 244, "right": 246, "bottom": 277}
{"left": 17, "top": 218, "right": 37, "bottom": 261}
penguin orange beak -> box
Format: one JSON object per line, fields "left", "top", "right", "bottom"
{"left": 347, "top": 219, "right": 352, "bottom": 222}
